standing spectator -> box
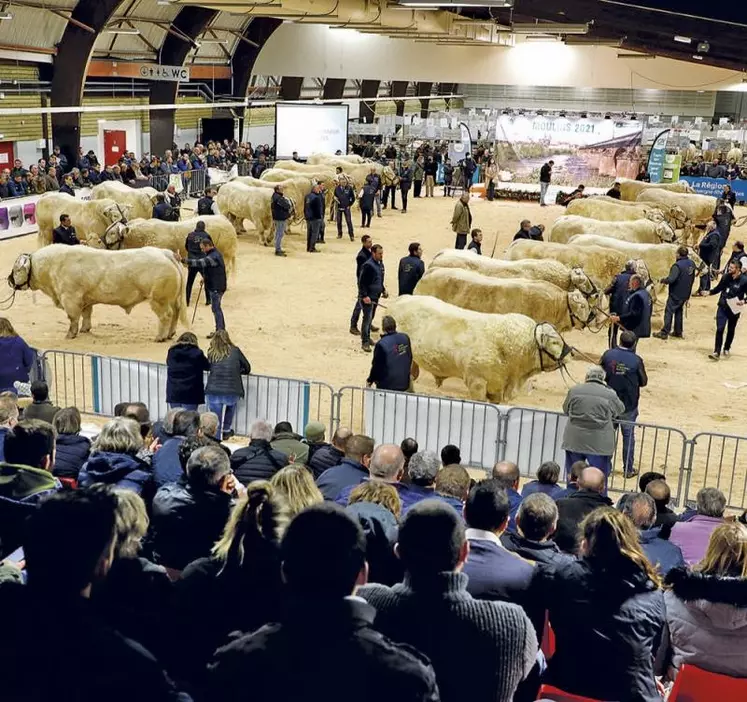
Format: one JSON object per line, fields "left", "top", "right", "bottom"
{"left": 271, "top": 421, "right": 309, "bottom": 465}
{"left": 492, "top": 460, "right": 523, "bottom": 532}
{"left": 654, "top": 246, "right": 697, "bottom": 339}
{"left": 610, "top": 275, "right": 652, "bottom": 347}
{"left": 230, "top": 420, "right": 288, "bottom": 485}
{"left": 561, "top": 365, "right": 625, "bottom": 481}
{"left": 22, "top": 380, "right": 61, "bottom": 424}
{"left": 182, "top": 236, "right": 228, "bottom": 334}
{"left": 270, "top": 184, "right": 292, "bottom": 257}
{"left": 451, "top": 192, "right": 472, "bottom": 249}
{"left": 270, "top": 463, "right": 324, "bottom": 517}
{"left": 359, "top": 500, "right": 538, "bottom": 702}
{"left": 521, "top": 461, "right": 564, "bottom": 499}
{"left": 0, "top": 395, "right": 18, "bottom": 462}
{"left": 165, "top": 184, "right": 181, "bottom": 215}
{"left": 467, "top": 228, "right": 483, "bottom": 254}
{"left": 0, "top": 318, "right": 34, "bottom": 394}
{"left": 366, "top": 316, "right": 413, "bottom": 393}
{"left": 52, "top": 214, "right": 80, "bottom": 245}
{"left": 398, "top": 158, "right": 413, "bottom": 213}
{"left": 664, "top": 523, "right": 747, "bottom": 679}
{"left": 604, "top": 261, "right": 636, "bottom": 348}
{"left": 209, "top": 503, "right": 440, "bottom": 702}
{"left": 334, "top": 175, "right": 356, "bottom": 240}
{"left": 696, "top": 220, "right": 722, "bottom": 295}
{"left": 484, "top": 156, "right": 497, "bottom": 201}
{"left": 184, "top": 221, "right": 209, "bottom": 306}
{"left": 359, "top": 178, "right": 375, "bottom": 228}
{"left": 442, "top": 156, "right": 454, "bottom": 196}
{"left": 461, "top": 153, "right": 476, "bottom": 191}
{"left": 600, "top": 330, "right": 648, "bottom": 479}
{"left": 554, "top": 467, "right": 612, "bottom": 554}
{"left": 204, "top": 330, "right": 251, "bottom": 440}
{"left": 398, "top": 242, "right": 425, "bottom": 295}
{"left": 316, "top": 434, "right": 374, "bottom": 501}
{"left": 424, "top": 155, "right": 437, "bottom": 197}
{"left": 412, "top": 156, "right": 424, "bottom": 199}
{"left": 539, "top": 159, "right": 554, "bottom": 206}
{"left": 358, "top": 244, "right": 387, "bottom": 353}
{"left": 308, "top": 426, "right": 352, "bottom": 479}
{"left": 304, "top": 182, "right": 323, "bottom": 253}
{"left": 349, "top": 234, "right": 373, "bottom": 336}
{"left": 151, "top": 410, "right": 200, "bottom": 488}
{"left": 533, "top": 508, "right": 665, "bottom": 701}
{"left": 52, "top": 407, "right": 91, "bottom": 481}
{"left": 166, "top": 332, "right": 210, "bottom": 411}
{"left": 708, "top": 258, "right": 746, "bottom": 360}
{"left": 670, "top": 487, "right": 726, "bottom": 565}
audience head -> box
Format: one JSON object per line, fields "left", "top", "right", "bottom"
{"left": 397, "top": 501, "right": 467, "bottom": 579}
{"left": 579, "top": 467, "right": 606, "bottom": 494}
{"left": 178, "top": 435, "right": 211, "bottom": 473}
{"left": 344, "top": 434, "right": 375, "bottom": 467}
{"left": 492, "top": 461, "right": 520, "bottom": 491}
{"left": 349, "top": 481, "right": 402, "bottom": 520}
{"left": 0, "top": 317, "right": 19, "bottom": 337}
{"left": 172, "top": 410, "right": 200, "bottom": 439}
{"left": 199, "top": 412, "right": 220, "bottom": 440}
{"left": 381, "top": 316, "right": 397, "bottom": 334}
{"left": 407, "top": 450, "right": 440, "bottom": 488}
{"left": 639, "top": 471, "right": 665, "bottom": 492}
{"left": 464, "top": 480, "right": 510, "bottom": 534}
{"left": 369, "top": 444, "right": 405, "bottom": 482}
{"left": 537, "top": 461, "right": 560, "bottom": 486}
{"left": 436, "top": 464, "right": 471, "bottom": 502}
{"left": 273, "top": 421, "right": 294, "bottom": 437}
{"left": 620, "top": 331, "right": 637, "bottom": 349}
{"left": 696, "top": 487, "right": 726, "bottom": 519}
{"left": 30, "top": 380, "right": 50, "bottom": 403}
{"left": 0, "top": 394, "right": 19, "bottom": 429}
{"left": 113, "top": 402, "right": 129, "bottom": 417}
{"left": 109, "top": 487, "right": 149, "bottom": 558}
{"left": 250, "top": 419, "right": 274, "bottom": 442}
{"left": 270, "top": 464, "right": 324, "bottom": 517}
{"left": 332, "top": 426, "right": 353, "bottom": 450}
{"left": 281, "top": 503, "right": 366, "bottom": 599}
{"left": 304, "top": 422, "right": 326, "bottom": 444}
{"left": 92, "top": 417, "right": 142, "bottom": 457}
{"left": 645, "top": 479, "right": 671, "bottom": 510}
{"left": 186, "top": 445, "right": 234, "bottom": 494}
{"left": 5, "top": 420, "right": 55, "bottom": 471}
{"left": 620, "top": 492, "right": 657, "bottom": 530}
{"left": 400, "top": 437, "right": 419, "bottom": 470}
{"left": 52, "top": 407, "right": 81, "bottom": 436}
{"left": 697, "top": 523, "right": 747, "bottom": 578}
{"left": 440, "top": 444, "right": 461, "bottom": 467}
{"left": 517, "top": 493, "right": 558, "bottom": 542}
{"left": 207, "top": 329, "right": 234, "bottom": 363}
{"left": 124, "top": 403, "right": 151, "bottom": 441}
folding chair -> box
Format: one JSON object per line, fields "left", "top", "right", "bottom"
{"left": 536, "top": 685, "right": 605, "bottom": 702}
{"left": 669, "top": 664, "right": 747, "bottom": 702}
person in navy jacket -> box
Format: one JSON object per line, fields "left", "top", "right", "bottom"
{"left": 397, "top": 242, "right": 425, "bottom": 296}
{"left": 166, "top": 332, "right": 210, "bottom": 410}
{"left": 367, "top": 316, "right": 413, "bottom": 392}
{"left": 316, "top": 434, "right": 374, "bottom": 501}
{"left": 654, "top": 246, "right": 697, "bottom": 339}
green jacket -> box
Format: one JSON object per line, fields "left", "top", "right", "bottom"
{"left": 413, "top": 162, "right": 425, "bottom": 181}
{"left": 0, "top": 462, "right": 59, "bottom": 502}
{"left": 451, "top": 200, "right": 472, "bottom": 234}
{"left": 270, "top": 433, "right": 309, "bottom": 465}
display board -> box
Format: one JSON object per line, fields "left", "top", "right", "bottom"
{"left": 0, "top": 189, "right": 92, "bottom": 242}
{"left": 275, "top": 103, "right": 348, "bottom": 159}
{"left": 680, "top": 176, "right": 747, "bottom": 201}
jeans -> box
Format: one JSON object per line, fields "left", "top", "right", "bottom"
{"left": 206, "top": 394, "right": 238, "bottom": 435}
{"left": 318, "top": 218, "right": 326, "bottom": 243}
{"left": 455, "top": 233, "right": 467, "bottom": 249}
{"left": 186, "top": 267, "right": 206, "bottom": 305}
{"left": 425, "top": 175, "right": 435, "bottom": 197}
{"left": 337, "top": 207, "right": 354, "bottom": 238}
{"left": 618, "top": 408, "right": 639, "bottom": 475}
{"left": 210, "top": 290, "right": 225, "bottom": 331}
{"left": 306, "top": 219, "right": 321, "bottom": 251}
{"left": 564, "top": 451, "right": 612, "bottom": 492}
{"left": 662, "top": 297, "right": 685, "bottom": 336}
{"left": 374, "top": 192, "right": 382, "bottom": 216}
{"left": 273, "top": 219, "right": 287, "bottom": 253}
{"left": 169, "top": 403, "right": 198, "bottom": 411}
{"left": 487, "top": 179, "right": 495, "bottom": 201}
{"left": 413, "top": 180, "right": 422, "bottom": 198}
{"left": 383, "top": 186, "right": 396, "bottom": 208}
{"left": 361, "top": 298, "right": 378, "bottom": 345}
{"left": 540, "top": 181, "right": 549, "bottom": 205}
{"left": 699, "top": 270, "right": 712, "bottom": 293}
{"left": 361, "top": 209, "right": 372, "bottom": 228}
{"left": 400, "top": 185, "right": 410, "bottom": 212}
{"left": 715, "top": 306, "right": 739, "bottom": 354}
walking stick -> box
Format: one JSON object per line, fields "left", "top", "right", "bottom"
{"left": 191, "top": 280, "right": 204, "bottom": 325}
{"left": 490, "top": 231, "right": 499, "bottom": 258}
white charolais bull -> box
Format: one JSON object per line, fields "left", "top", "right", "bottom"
{"left": 99, "top": 215, "right": 238, "bottom": 275}
{"left": 306, "top": 153, "right": 367, "bottom": 165}
{"left": 416, "top": 268, "right": 597, "bottom": 332}
{"left": 36, "top": 193, "right": 128, "bottom": 247}
{"left": 617, "top": 177, "right": 694, "bottom": 202}
{"left": 91, "top": 181, "right": 158, "bottom": 220}
{"left": 635, "top": 188, "right": 717, "bottom": 226}
{"left": 549, "top": 215, "right": 676, "bottom": 244}
{"left": 429, "top": 249, "right": 598, "bottom": 296}
{"left": 234, "top": 175, "right": 313, "bottom": 217}
{"left": 389, "top": 295, "right": 571, "bottom": 403}
{"left": 566, "top": 197, "right": 688, "bottom": 230}
{"left": 216, "top": 181, "right": 296, "bottom": 245}
{"left": 8, "top": 245, "right": 187, "bottom": 341}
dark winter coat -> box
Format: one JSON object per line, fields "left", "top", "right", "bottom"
{"left": 22, "top": 400, "right": 61, "bottom": 425}
{"left": 554, "top": 490, "right": 613, "bottom": 553}
{"left": 166, "top": 344, "right": 210, "bottom": 406}
{"left": 230, "top": 439, "right": 287, "bottom": 485}
{"left": 78, "top": 451, "right": 153, "bottom": 496}
{"left": 53, "top": 433, "right": 91, "bottom": 479}
{"left": 501, "top": 530, "right": 575, "bottom": 569}
{"left": 307, "top": 443, "right": 345, "bottom": 479}
{"left": 316, "top": 457, "right": 368, "bottom": 501}
{"left": 205, "top": 347, "right": 251, "bottom": 398}
{"left": 346, "top": 501, "right": 403, "bottom": 586}
{"left": 638, "top": 527, "right": 685, "bottom": 577}
{"left": 0, "top": 336, "right": 35, "bottom": 393}
{"left": 151, "top": 436, "right": 186, "bottom": 488}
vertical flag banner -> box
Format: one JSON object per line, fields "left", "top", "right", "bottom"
{"left": 647, "top": 129, "right": 671, "bottom": 184}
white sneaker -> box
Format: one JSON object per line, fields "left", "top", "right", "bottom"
{"left": 723, "top": 350, "right": 730, "bottom": 357}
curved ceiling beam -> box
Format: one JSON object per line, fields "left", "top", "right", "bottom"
{"left": 232, "top": 17, "right": 283, "bottom": 100}
{"left": 51, "top": 0, "right": 127, "bottom": 165}
{"left": 149, "top": 6, "right": 219, "bottom": 157}
{"left": 416, "top": 81, "right": 433, "bottom": 120}
{"left": 360, "top": 80, "right": 380, "bottom": 124}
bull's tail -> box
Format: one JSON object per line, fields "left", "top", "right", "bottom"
{"left": 165, "top": 250, "right": 189, "bottom": 329}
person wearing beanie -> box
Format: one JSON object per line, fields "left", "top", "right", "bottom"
{"left": 561, "top": 365, "right": 625, "bottom": 488}
{"left": 304, "top": 422, "right": 329, "bottom": 466}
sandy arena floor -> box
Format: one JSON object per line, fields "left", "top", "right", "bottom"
{"left": 2, "top": 192, "right": 745, "bottom": 445}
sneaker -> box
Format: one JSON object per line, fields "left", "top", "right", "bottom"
{"left": 275, "top": 250, "right": 287, "bottom": 257}
{"left": 362, "top": 343, "right": 372, "bottom": 353}
{"left": 222, "top": 430, "right": 235, "bottom": 440}
{"left": 308, "top": 249, "right": 319, "bottom": 253}
{"left": 337, "top": 235, "right": 343, "bottom": 239}
{"left": 624, "top": 469, "right": 639, "bottom": 480}
{"left": 371, "top": 325, "right": 379, "bottom": 332}
{"left": 652, "top": 331, "right": 668, "bottom": 340}
{"left": 349, "top": 326, "right": 360, "bottom": 335}
{"left": 724, "top": 349, "right": 730, "bottom": 357}
{"left": 670, "top": 333, "right": 683, "bottom": 339}
{"left": 708, "top": 352, "right": 720, "bottom": 361}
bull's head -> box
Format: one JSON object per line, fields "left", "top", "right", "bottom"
{"left": 645, "top": 209, "right": 666, "bottom": 224}
{"left": 568, "top": 290, "right": 593, "bottom": 329}
{"left": 150, "top": 193, "right": 161, "bottom": 205}
{"left": 569, "top": 266, "right": 598, "bottom": 297}
{"left": 101, "top": 220, "right": 126, "bottom": 249}
{"left": 667, "top": 205, "right": 688, "bottom": 231}
{"left": 655, "top": 221, "right": 677, "bottom": 243}
{"left": 534, "top": 322, "right": 571, "bottom": 371}
{"left": 8, "top": 253, "right": 32, "bottom": 290}
{"left": 103, "top": 202, "right": 130, "bottom": 225}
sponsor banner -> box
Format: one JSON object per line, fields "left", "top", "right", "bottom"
{"left": 647, "top": 129, "right": 671, "bottom": 184}
{"left": 661, "top": 154, "right": 682, "bottom": 183}
{"left": 680, "top": 176, "right": 747, "bottom": 201}
{"left": 0, "top": 189, "right": 92, "bottom": 241}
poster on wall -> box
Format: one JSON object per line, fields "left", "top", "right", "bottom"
{"left": 661, "top": 154, "right": 682, "bottom": 183}
{"left": 0, "top": 189, "right": 92, "bottom": 242}
{"left": 495, "top": 115, "right": 643, "bottom": 187}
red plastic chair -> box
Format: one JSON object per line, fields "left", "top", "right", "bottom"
{"left": 541, "top": 614, "right": 556, "bottom": 660}
{"left": 535, "top": 685, "right": 604, "bottom": 702}
{"left": 669, "top": 664, "right": 747, "bottom": 702}
{"left": 58, "top": 477, "right": 78, "bottom": 491}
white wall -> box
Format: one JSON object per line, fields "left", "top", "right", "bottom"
{"left": 243, "top": 124, "right": 274, "bottom": 146}
{"left": 254, "top": 24, "right": 739, "bottom": 91}
{"left": 15, "top": 140, "right": 44, "bottom": 168}
{"left": 96, "top": 119, "right": 142, "bottom": 161}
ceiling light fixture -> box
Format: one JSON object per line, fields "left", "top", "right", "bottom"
{"left": 512, "top": 22, "right": 589, "bottom": 34}
{"left": 397, "top": 0, "right": 513, "bottom": 6}
{"left": 692, "top": 54, "right": 704, "bottom": 60}
{"left": 0, "top": 11, "right": 13, "bottom": 20}
{"left": 696, "top": 41, "right": 710, "bottom": 53}
{"left": 105, "top": 29, "right": 141, "bottom": 35}
{"left": 673, "top": 35, "right": 692, "bottom": 44}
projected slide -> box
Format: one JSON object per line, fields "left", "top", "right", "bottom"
{"left": 275, "top": 103, "right": 349, "bottom": 159}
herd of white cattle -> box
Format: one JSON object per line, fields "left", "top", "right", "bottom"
{"left": 4, "top": 165, "right": 725, "bottom": 405}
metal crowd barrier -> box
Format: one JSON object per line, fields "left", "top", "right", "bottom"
{"left": 147, "top": 169, "right": 208, "bottom": 197}
{"left": 683, "top": 431, "right": 747, "bottom": 511}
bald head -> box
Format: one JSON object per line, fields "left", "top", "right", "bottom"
{"left": 645, "top": 479, "right": 670, "bottom": 508}
{"left": 621, "top": 492, "right": 656, "bottom": 530}
{"left": 578, "top": 467, "right": 606, "bottom": 494}
{"left": 492, "top": 461, "right": 520, "bottom": 491}
{"left": 332, "top": 426, "right": 353, "bottom": 450}
{"left": 369, "top": 444, "right": 405, "bottom": 481}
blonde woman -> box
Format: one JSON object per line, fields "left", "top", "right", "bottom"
{"left": 0, "top": 317, "right": 35, "bottom": 394}
{"left": 664, "top": 522, "right": 747, "bottom": 679}
{"left": 349, "top": 480, "right": 402, "bottom": 520}
{"left": 78, "top": 417, "right": 152, "bottom": 495}
{"left": 205, "top": 329, "right": 251, "bottom": 440}
{"left": 533, "top": 507, "right": 665, "bottom": 701}
{"left": 270, "top": 464, "right": 323, "bottom": 517}
{"left": 171, "top": 481, "right": 288, "bottom": 687}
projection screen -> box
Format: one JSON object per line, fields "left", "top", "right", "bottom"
{"left": 275, "top": 103, "right": 349, "bottom": 159}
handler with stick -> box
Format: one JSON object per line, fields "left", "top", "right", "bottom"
{"left": 180, "top": 231, "right": 227, "bottom": 338}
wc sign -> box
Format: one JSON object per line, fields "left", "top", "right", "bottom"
{"left": 138, "top": 64, "right": 190, "bottom": 82}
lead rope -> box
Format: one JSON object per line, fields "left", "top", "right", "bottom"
{"left": 0, "top": 287, "right": 16, "bottom": 311}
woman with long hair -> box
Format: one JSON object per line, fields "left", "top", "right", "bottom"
{"left": 270, "top": 464, "right": 323, "bottom": 517}
{"left": 0, "top": 318, "right": 35, "bottom": 394}
{"left": 170, "top": 481, "right": 288, "bottom": 689}
{"left": 204, "top": 329, "right": 250, "bottom": 440}
{"left": 535, "top": 507, "right": 665, "bottom": 701}
{"left": 485, "top": 156, "right": 498, "bottom": 201}
{"left": 664, "top": 522, "right": 747, "bottom": 679}
{"left": 166, "top": 331, "right": 210, "bottom": 411}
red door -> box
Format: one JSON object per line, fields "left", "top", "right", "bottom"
{"left": 103, "top": 130, "right": 127, "bottom": 166}
{"left": 0, "top": 141, "right": 14, "bottom": 170}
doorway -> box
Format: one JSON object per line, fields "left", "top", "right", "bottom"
{"left": 103, "top": 130, "right": 127, "bottom": 166}
{"left": 0, "top": 141, "right": 14, "bottom": 169}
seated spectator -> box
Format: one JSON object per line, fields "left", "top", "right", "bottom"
{"left": 209, "top": 503, "right": 439, "bottom": 702}
{"left": 664, "top": 522, "right": 747, "bottom": 679}
{"left": 502, "top": 492, "right": 573, "bottom": 567}
{"left": 554, "top": 466, "right": 612, "bottom": 553}
{"left": 0, "top": 317, "right": 35, "bottom": 394}
{"left": 308, "top": 425, "right": 351, "bottom": 479}
{"left": 52, "top": 406, "right": 91, "bottom": 480}
{"left": 0, "top": 489, "right": 185, "bottom": 701}
{"left": 670, "top": 487, "right": 726, "bottom": 565}
{"left": 199, "top": 412, "right": 231, "bottom": 456}
{"left": 123, "top": 403, "right": 158, "bottom": 465}
{"left": 230, "top": 419, "right": 288, "bottom": 485}
{"left": 646, "top": 479, "right": 679, "bottom": 530}
{"left": 440, "top": 443, "right": 461, "bottom": 466}
{"left": 399, "top": 450, "right": 442, "bottom": 511}
{"left": 400, "top": 437, "right": 418, "bottom": 477}
{"left": 150, "top": 444, "right": 234, "bottom": 573}
{"left": 91, "top": 487, "right": 172, "bottom": 661}
{"left": 0, "top": 394, "right": 19, "bottom": 461}
{"left": 304, "top": 421, "right": 328, "bottom": 465}
{"left": 271, "top": 421, "right": 309, "bottom": 464}
{"left": 173, "top": 482, "right": 288, "bottom": 690}
{"left": 151, "top": 406, "right": 180, "bottom": 445}
{"left": 21, "top": 380, "right": 60, "bottom": 424}
{"left": 270, "top": 463, "right": 324, "bottom": 517}
{"left": 165, "top": 331, "right": 209, "bottom": 411}
{"left": 78, "top": 418, "right": 153, "bottom": 496}
{"left": 532, "top": 507, "right": 665, "bottom": 701}
{"left": 557, "top": 458, "right": 586, "bottom": 498}
{"left": 316, "top": 434, "right": 374, "bottom": 500}
{"left": 151, "top": 409, "right": 200, "bottom": 487}
{"left": 360, "top": 500, "right": 537, "bottom": 702}
{"left": 434, "top": 463, "right": 470, "bottom": 509}
{"left": 620, "top": 492, "right": 685, "bottom": 577}
{"left": 639, "top": 470, "right": 665, "bottom": 492}
{"left": 0, "top": 420, "right": 60, "bottom": 558}
{"left": 521, "top": 460, "right": 564, "bottom": 500}
{"left": 492, "top": 460, "right": 522, "bottom": 532}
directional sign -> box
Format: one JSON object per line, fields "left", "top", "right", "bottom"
{"left": 138, "top": 64, "right": 190, "bottom": 82}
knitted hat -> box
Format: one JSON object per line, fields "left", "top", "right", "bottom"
{"left": 304, "top": 421, "right": 326, "bottom": 443}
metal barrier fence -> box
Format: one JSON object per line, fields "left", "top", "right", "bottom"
{"left": 148, "top": 169, "right": 208, "bottom": 197}
{"left": 683, "top": 431, "right": 747, "bottom": 511}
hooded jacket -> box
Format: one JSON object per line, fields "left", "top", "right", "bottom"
{"left": 270, "top": 432, "right": 309, "bottom": 465}
{"left": 346, "top": 501, "right": 403, "bottom": 586}
{"left": 53, "top": 433, "right": 91, "bottom": 480}
{"left": 78, "top": 452, "right": 153, "bottom": 495}
{"left": 664, "top": 568, "right": 747, "bottom": 679}
{"left": 562, "top": 379, "right": 626, "bottom": 456}
{"left": 166, "top": 344, "right": 210, "bottom": 405}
